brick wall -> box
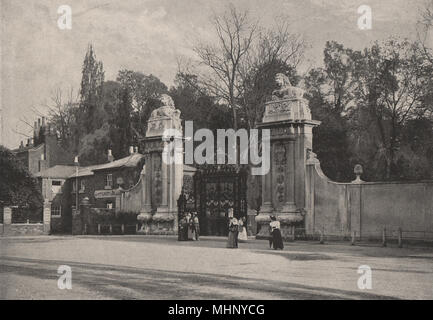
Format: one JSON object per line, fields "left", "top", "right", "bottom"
{"left": 71, "top": 166, "right": 142, "bottom": 209}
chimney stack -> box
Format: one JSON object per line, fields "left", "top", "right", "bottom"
{"left": 108, "top": 149, "right": 114, "bottom": 162}
{"left": 134, "top": 146, "right": 138, "bottom": 153}
{"left": 41, "top": 116, "right": 46, "bottom": 128}
{"left": 34, "top": 121, "right": 38, "bottom": 135}
{"left": 20, "top": 141, "right": 24, "bottom": 148}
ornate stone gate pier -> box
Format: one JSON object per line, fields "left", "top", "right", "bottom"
{"left": 255, "top": 74, "right": 320, "bottom": 240}
{"left": 137, "top": 94, "right": 184, "bottom": 234}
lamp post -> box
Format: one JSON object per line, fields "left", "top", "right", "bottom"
{"left": 74, "top": 156, "right": 79, "bottom": 211}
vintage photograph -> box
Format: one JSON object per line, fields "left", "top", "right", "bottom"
{"left": 1, "top": 0, "right": 433, "bottom": 302}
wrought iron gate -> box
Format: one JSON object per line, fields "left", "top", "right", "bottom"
{"left": 178, "top": 165, "right": 247, "bottom": 237}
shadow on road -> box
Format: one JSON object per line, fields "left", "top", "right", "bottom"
{"left": 0, "top": 256, "right": 398, "bottom": 300}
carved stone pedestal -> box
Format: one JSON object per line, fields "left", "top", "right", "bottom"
{"left": 137, "top": 94, "right": 183, "bottom": 235}
{"left": 137, "top": 208, "right": 153, "bottom": 234}
{"left": 151, "top": 207, "right": 176, "bottom": 235}
{"left": 255, "top": 74, "right": 320, "bottom": 241}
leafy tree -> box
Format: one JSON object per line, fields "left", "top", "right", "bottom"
{"left": 304, "top": 41, "right": 356, "bottom": 181}
{"left": 305, "top": 39, "right": 433, "bottom": 181}
{"left": 0, "top": 146, "right": 43, "bottom": 208}
{"left": 240, "top": 59, "right": 299, "bottom": 129}
{"left": 110, "top": 86, "right": 133, "bottom": 158}
{"left": 117, "top": 70, "right": 168, "bottom": 140}
{"left": 350, "top": 39, "right": 433, "bottom": 180}
{"left": 169, "top": 72, "right": 232, "bottom": 132}
{"left": 79, "top": 44, "right": 105, "bottom": 135}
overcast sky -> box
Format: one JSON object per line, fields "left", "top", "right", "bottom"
{"left": 0, "top": 0, "right": 429, "bottom": 148}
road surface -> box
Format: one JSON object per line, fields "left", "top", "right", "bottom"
{"left": 1, "top": 235, "right": 433, "bottom": 299}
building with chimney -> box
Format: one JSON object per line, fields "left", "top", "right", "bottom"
{"left": 12, "top": 117, "right": 74, "bottom": 175}
{"left": 35, "top": 147, "right": 145, "bottom": 233}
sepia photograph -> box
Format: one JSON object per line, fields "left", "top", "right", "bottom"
{"left": 1, "top": 0, "right": 433, "bottom": 306}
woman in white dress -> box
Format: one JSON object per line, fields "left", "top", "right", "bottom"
{"left": 238, "top": 217, "right": 248, "bottom": 242}
{"left": 269, "top": 215, "right": 284, "bottom": 250}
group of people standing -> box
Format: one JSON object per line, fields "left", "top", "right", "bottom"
{"left": 179, "top": 209, "right": 284, "bottom": 250}
{"left": 226, "top": 215, "right": 248, "bottom": 248}
{"left": 227, "top": 213, "right": 283, "bottom": 250}
{"left": 179, "top": 212, "right": 200, "bottom": 241}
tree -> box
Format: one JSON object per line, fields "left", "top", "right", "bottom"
{"left": 117, "top": 70, "right": 168, "bottom": 140}
{"left": 190, "top": 5, "right": 304, "bottom": 130}
{"left": 110, "top": 86, "right": 133, "bottom": 158}
{"left": 350, "top": 39, "right": 433, "bottom": 180}
{"left": 79, "top": 44, "right": 105, "bottom": 135}
{"left": 0, "top": 146, "right": 43, "bottom": 209}
{"left": 192, "top": 5, "right": 256, "bottom": 130}
{"left": 304, "top": 41, "right": 357, "bottom": 181}
{"left": 46, "top": 87, "right": 80, "bottom": 152}
{"left": 417, "top": 0, "right": 433, "bottom": 64}
{"left": 169, "top": 72, "right": 232, "bottom": 132}
{"left": 240, "top": 59, "right": 299, "bottom": 129}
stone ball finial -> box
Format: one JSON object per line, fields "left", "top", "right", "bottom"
{"left": 352, "top": 164, "right": 364, "bottom": 183}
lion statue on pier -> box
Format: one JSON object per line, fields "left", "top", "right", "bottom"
{"left": 271, "top": 73, "right": 304, "bottom": 100}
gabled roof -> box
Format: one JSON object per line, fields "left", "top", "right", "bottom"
{"left": 68, "top": 153, "right": 144, "bottom": 178}
{"left": 37, "top": 153, "right": 195, "bottom": 180}
{"left": 72, "top": 164, "right": 99, "bottom": 178}
{"left": 91, "top": 153, "right": 144, "bottom": 172}
{"left": 35, "top": 165, "right": 76, "bottom": 179}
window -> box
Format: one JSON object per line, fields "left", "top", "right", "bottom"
{"left": 106, "top": 202, "right": 113, "bottom": 209}
{"left": 51, "top": 205, "right": 61, "bottom": 217}
{"left": 51, "top": 180, "right": 63, "bottom": 194}
{"left": 80, "top": 179, "right": 85, "bottom": 191}
{"left": 106, "top": 174, "right": 113, "bottom": 188}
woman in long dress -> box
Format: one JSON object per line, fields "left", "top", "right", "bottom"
{"left": 238, "top": 217, "right": 248, "bottom": 242}
{"left": 186, "top": 213, "right": 195, "bottom": 240}
{"left": 226, "top": 217, "right": 239, "bottom": 248}
{"left": 193, "top": 213, "right": 200, "bottom": 241}
{"left": 179, "top": 215, "right": 188, "bottom": 241}
{"left": 269, "top": 216, "right": 284, "bottom": 250}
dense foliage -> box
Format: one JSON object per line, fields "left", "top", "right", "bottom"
{"left": 0, "top": 146, "right": 43, "bottom": 208}
{"left": 45, "top": 5, "right": 433, "bottom": 182}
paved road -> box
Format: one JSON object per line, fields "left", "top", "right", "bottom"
{"left": 1, "top": 236, "right": 433, "bottom": 299}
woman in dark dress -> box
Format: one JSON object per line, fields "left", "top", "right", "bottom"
{"left": 226, "top": 217, "right": 239, "bottom": 248}
{"left": 179, "top": 215, "right": 188, "bottom": 241}
{"left": 269, "top": 216, "right": 284, "bottom": 250}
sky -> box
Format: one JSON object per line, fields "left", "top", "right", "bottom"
{"left": 0, "top": 0, "right": 430, "bottom": 149}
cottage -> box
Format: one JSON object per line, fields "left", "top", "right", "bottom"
{"left": 36, "top": 148, "right": 145, "bottom": 233}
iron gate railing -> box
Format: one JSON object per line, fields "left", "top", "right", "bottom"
{"left": 178, "top": 165, "right": 247, "bottom": 237}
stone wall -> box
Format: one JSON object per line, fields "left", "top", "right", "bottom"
{"left": 3, "top": 224, "right": 45, "bottom": 236}
{"left": 1, "top": 205, "right": 50, "bottom": 236}
{"left": 305, "top": 155, "right": 433, "bottom": 241}
{"left": 120, "top": 174, "right": 144, "bottom": 213}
